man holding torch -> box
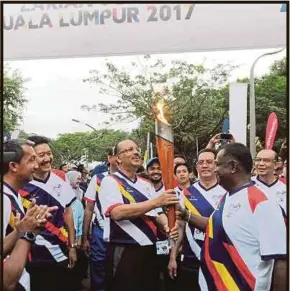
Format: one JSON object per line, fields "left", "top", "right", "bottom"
{"left": 99, "top": 139, "right": 180, "bottom": 291}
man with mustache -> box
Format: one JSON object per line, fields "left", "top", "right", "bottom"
{"left": 169, "top": 151, "right": 225, "bottom": 290}
{"left": 99, "top": 140, "right": 180, "bottom": 291}
{"left": 3, "top": 139, "right": 57, "bottom": 291}
{"left": 252, "top": 149, "right": 286, "bottom": 217}
{"left": 177, "top": 143, "right": 286, "bottom": 291}
{"left": 19, "top": 136, "right": 77, "bottom": 291}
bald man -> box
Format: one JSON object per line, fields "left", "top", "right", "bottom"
{"left": 252, "top": 149, "right": 287, "bottom": 217}
{"left": 99, "top": 140, "right": 180, "bottom": 291}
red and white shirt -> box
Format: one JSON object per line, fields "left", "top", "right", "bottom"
{"left": 99, "top": 170, "right": 161, "bottom": 246}
{"left": 252, "top": 176, "right": 287, "bottom": 216}
{"left": 199, "top": 183, "right": 286, "bottom": 291}
{"left": 84, "top": 172, "right": 109, "bottom": 229}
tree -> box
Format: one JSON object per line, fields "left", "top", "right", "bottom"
{"left": 3, "top": 65, "right": 27, "bottom": 132}
{"left": 84, "top": 56, "right": 235, "bottom": 161}
{"left": 51, "top": 129, "right": 130, "bottom": 168}
{"left": 239, "top": 57, "right": 287, "bottom": 151}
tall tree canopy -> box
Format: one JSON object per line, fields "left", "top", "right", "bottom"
{"left": 3, "top": 65, "right": 27, "bottom": 132}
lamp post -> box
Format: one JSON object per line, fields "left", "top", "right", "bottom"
{"left": 72, "top": 118, "right": 97, "bottom": 131}
{"left": 249, "top": 48, "right": 285, "bottom": 157}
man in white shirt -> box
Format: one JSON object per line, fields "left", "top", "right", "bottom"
{"left": 3, "top": 139, "right": 57, "bottom": 291}
{"left": 252, "top": 149, "right": 287, "bottom": 217}
{"left": 82, "top": 147, "right": 118, "bottom": 291}
{"left": 169, "top": 149, "right": 226, "bottom": 291}
{"left": 99, "top": 139, "right": 180, "bottom": 291}
{"left": 177, "top": 143, "right": 286, "bottom": 291}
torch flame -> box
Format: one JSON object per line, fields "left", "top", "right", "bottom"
{"left": 156, "top": 101, "right": 170, "bottom": 125}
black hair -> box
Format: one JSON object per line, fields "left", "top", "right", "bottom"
{"left": 59, "top": 163, "right": 67, "bottom": 170}
{"left": 174, "top": 162, "right": 190, "bottom": 175}
{"left": 198, "top": 148, "right": 216, "bottom": 159}
{"left": 3, "top": 139, "right": 35, "bottom": 175}
{"left": 219, "top": 143, "right": 253, "bottom": 174}
{"left": 27, "top": 135, "right": 51, "bottom": 147}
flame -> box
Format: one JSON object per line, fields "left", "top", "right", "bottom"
{"left": 156, "top": 101, "right": 170, "bottom": 125}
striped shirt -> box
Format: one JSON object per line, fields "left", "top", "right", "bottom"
{"left": 3, "top": 182, "right": 30, "bottom": 291}
{"left": 199, "top": 183, "right": 286, "bottom": 291}
{"left": 99, "top": 170, "right": 160, "bottom": 246}
{"left": 84, "top": 172, "right": 108, "bottom": 229}
{"left": 179, "top": 182, "right": 225, "bottom": 266}
{"left": 19, "top": 171, "right": 76, "bottom": 264}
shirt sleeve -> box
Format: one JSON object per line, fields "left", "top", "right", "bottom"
{"left": 99, "top": 176, "right": 124, "bottom": 217}
{"left": 63, "top": 182, "right": 77, "bottom": 208}
{"left": 3, "top": 195, "right": 12, "bottom": 233}
{"left": 76, "top": 201, "right": 84, "bottom": 238}
{"left": 255, "top": 199, "right": 287, "bottom": 260}
{"left": 84, "top": 175, "right": 97, "bottom": 203}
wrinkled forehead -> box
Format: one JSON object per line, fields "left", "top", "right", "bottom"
{"left": 119, "top": 140, "right": 138, "bottom": 151}
{"left": 257, "top": 150, "right": 275, "bottom": 159}
{"left": 34, "top": 143, "right": 51, "bottom": 154}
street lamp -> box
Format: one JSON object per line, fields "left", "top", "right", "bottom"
{"left": 249, "top": 47, "right": 285, "bottom": 157}
{"left": 72, "top": 118, "right": 97, "bottom": 131}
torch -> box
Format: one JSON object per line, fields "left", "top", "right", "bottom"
{"left": 155, "top": 101, "right": 176, "bottom": 230}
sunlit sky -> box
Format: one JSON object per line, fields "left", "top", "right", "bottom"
{"left": 8, "top": 48, "right": 285, "bottom": 139}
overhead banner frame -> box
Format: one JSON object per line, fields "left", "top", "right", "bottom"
{"left": 3, "top": 3, "right": 286, "bottom": 61}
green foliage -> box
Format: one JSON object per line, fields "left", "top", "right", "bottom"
{"left": 51, "top": 129, "right": 130, "bottom": 167}
{"left": 3, "top": 65, "right": 27, "bottom": 132}
{"left": 84, "top": 56, "right": 236, "bottom": 161}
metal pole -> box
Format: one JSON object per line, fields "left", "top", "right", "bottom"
{"left": 72, "top": 118, "right": 97, "bottom": 131}
{"left": 249, "top": 48, "right": 285, "bottom": 157}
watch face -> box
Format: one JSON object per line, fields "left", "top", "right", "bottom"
{"left": 26, "top": 232, "right": 36, "bottom": 240}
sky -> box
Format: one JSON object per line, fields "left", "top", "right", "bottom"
{"left": 8, "top": 48, "right": 286, "bottom": 139}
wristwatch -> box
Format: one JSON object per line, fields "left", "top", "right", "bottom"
{"left": 20, "top": 232, "right": 37, "bottom": 243}
{"left": 69, "top": 242, "right": 77, "bottom": 249}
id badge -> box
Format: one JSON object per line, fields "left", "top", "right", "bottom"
{"left": 156, "top": 239, "right": 170, "bottom": 255}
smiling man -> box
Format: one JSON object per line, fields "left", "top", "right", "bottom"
{"left": 176, "top": 143, "right": 286, "bottom": 291}
{"left": 99, "top": 139, "right": 180, "bottom": 291}
{"left": 169, "top": 150, "right": 225, "bottom": 291}
{"left": 252, "top": 149, "right": 287, "bottom": 217}
{"left": 19, "top": 136, "right": 77, "bottom": 291}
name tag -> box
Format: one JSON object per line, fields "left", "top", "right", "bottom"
{"left": 156, "top": 240, "right": 170, "bottom": 255}
{"left": 194, "top": 229, "right": 205, "bottom": 241}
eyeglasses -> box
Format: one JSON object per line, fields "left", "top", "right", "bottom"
{"left": 254, "top": 158, "right": 277, "bottom": 164}
{"left": 117, "top": 147, "right": 142, "bottom": 156}
{"left": 196, "top": 160, "right": 215, "bottom": 166}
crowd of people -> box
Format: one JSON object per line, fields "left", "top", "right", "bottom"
{"left": 2, "top": 133, "right": 287, "bottom": 291}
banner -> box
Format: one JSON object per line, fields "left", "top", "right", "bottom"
{"left": 3, "top": 3, "right": 286, "bottom": 60}
{"left": 265, "top": 112, "right": 278, "bottom": 150}
{"left": 229, "top": 83, "right": 248, "bottom": 145}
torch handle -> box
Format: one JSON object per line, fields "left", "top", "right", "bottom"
{"left": 156, "top": 136, "right": 176, "bottom": 230}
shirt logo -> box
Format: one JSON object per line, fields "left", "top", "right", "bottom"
{"left": 226, "top": 202, "right": 241, "bottom": 217}
{"left": 53, "top": 184, "right": 62, "bottom": 197}
{"left": 276, "top": 190, "right": 286, "bottom": 203}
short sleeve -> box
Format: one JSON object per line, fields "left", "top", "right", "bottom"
{"left": 63, "top": 182, "right": 77, "bottom": 208}
{"left": 84, "top": 176, "right": 97, "bottom": 203}
{"left": 99, "top": 176, "right": 124, "bottom": 217}
{"left": 3, "top": 195, "right": 12, "bottom": 233}
{"left": 255, "top": 200, "right": 287, "bottom": 260}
